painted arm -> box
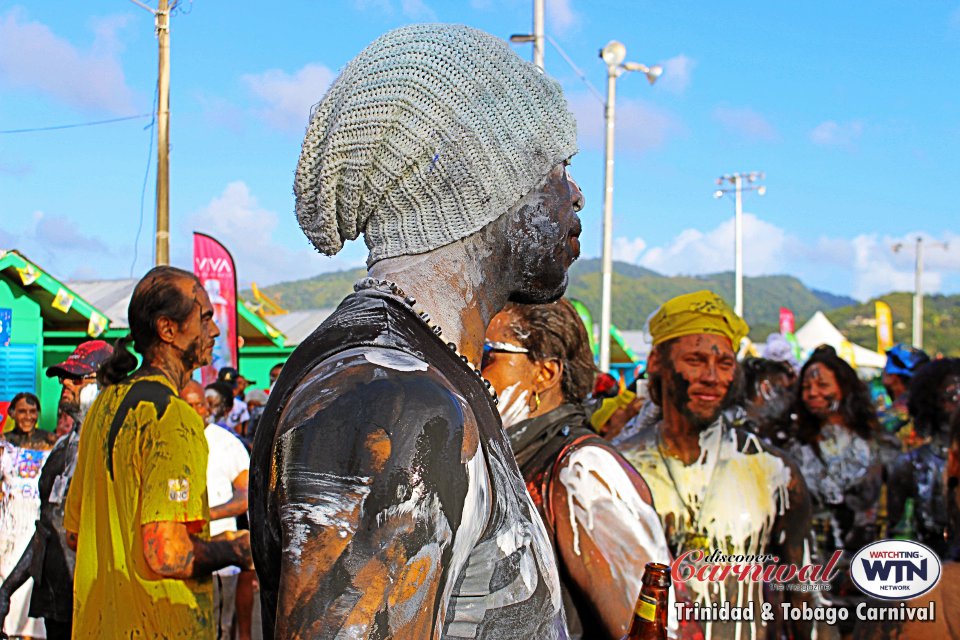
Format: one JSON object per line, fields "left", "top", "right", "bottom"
{"left": 885, "top": 453, "right": 914, "bottom": 530}
{"left": 210, "top": 470, "right": 249, "bottom": 522}
{"left": 269, "top": 354, "right": 475, "bottom": 639}
{"left": 550, "top": 444, "right": 670, "bottom": 640}
{"left": 770, "top": 453, "right": 815, "bottom": 638}
{"left": 141, "top": 521, "right": 253, "bottom": 579}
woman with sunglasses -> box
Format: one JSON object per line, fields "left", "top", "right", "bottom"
{"left": 481, "top": 298, "right": 689, "bottom": 640}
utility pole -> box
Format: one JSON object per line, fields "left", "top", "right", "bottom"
{"left": 509, "top": 0, "right": 546, "bottom": 70}
{"left": 893, "top": 237, "right": 948, "bottom": 350}
{"left": 130, "top": 0, "right": 173, "bottom": 266}
{"left": 713, "top": 172, "right": 765, "bottom": 320}
{"left": 155, "top": 0, "right": 170, "bottom": 265}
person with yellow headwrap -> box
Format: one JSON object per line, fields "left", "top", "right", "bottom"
{"left": 616, "top": 291, "right": 815, "bottom": 640}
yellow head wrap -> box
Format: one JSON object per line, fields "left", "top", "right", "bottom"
{"left": 647, "top": 290, "right": 749, "bottom": 347}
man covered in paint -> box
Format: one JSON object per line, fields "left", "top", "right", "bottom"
{"left": 617, "top": 291, "right": 813, "bottom": 640}
{"left": 249, "top": 24, "right": 583, "bottom": 639}
{"left": 64, "top": 266, "right": 254, "bottom": 638}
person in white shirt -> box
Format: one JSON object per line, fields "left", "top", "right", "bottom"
{"left": 182, "top": 381, "right": 251, "bottom": 640}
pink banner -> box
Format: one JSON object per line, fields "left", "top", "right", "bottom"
{"left": 779, "top": 307, "right": 795, "bottom": 335}
{"left": 193, "top": 233, "right": 239, "bottom": 387}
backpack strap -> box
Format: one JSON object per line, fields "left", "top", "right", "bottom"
{"left": 106, "top": 380, "right": 175, "bottom": 479}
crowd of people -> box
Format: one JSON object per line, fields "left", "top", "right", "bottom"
{"left": 1, "top": 21, "right": 957, "bottom": 640}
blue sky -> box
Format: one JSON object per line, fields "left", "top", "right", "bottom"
{"left": 2, "top": 0, "right": 960, "bottom": 302}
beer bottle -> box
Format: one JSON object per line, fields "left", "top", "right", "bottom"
{"left": 893, "top": 497, "right": 916, "bottom": 540}
{"left": 624, "top": 562, "right": 671, "bottom": 640}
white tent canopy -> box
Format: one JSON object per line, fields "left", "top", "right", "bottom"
{"left": 795, "top": 311, "right": 887, "bottom": 370}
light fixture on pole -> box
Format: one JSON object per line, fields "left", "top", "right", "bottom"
{"left": 509, "top": 0, "right": 545, "bottom": 69}
{"left": 713, "top": 171, "right": 765, "bottom": 320}
{"left": 598, "top": 41, "right": 662, "bottom": 373}
{"left": 892, "top": 237, "right": 948, "bottom": 350}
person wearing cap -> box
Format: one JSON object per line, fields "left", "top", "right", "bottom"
{"left": 217, "top": 367, "right": 251, "bottom": 436}
{"left": 879, "top": 343, "right": 930, "bottom": 437}
{"left": 616, "top": 291, "right": 813, "bottom": 640}
{"left": 249, "top": 24, "right": 582, "bottom": 638}
{"left": 0, "top": 340, "right": 112, "bottom": 639}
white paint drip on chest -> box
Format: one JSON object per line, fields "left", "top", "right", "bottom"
{"left": 629, "top": 422, "right": 793, "bottom": 640}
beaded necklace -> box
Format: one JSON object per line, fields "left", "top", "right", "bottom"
{"left": 353, "top": 277, "right": 499, "bottom": 405}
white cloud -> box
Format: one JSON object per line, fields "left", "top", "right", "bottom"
{"left": 185, "top": 181, "right": 365, "bottom": 286}
{"left": 950, "top": 6, "right": 960, "bottom": 30}
{"left": 547, "top": 0, "right": 578, "bottom": 34}
{"left": 658, "top": 54, "right": 695, "bottom": 94}
{"left": 569, "top": 93, "right": 683, "bottom": 153}
{"left": 243, "top": 63, "right": 335, "bottom": 132}
{"left": 0, "top": 8, "right": 136, "bottom": 114}
{"left": 713, "top": 106, "right": 779, "bottom": 142}
{"left": 614, "top": 215, "right": 960, "bottom": 301}
{"left": 809, "top": 120, "right": 864, "bottom": 148}
{"left": 399, "top": 0, "right": 438, "bottom": 20}
{"left": 31, "top": 211, "right": 109, "bottom": 253}
{"left": 350, "top": 0, "right": 437, "bottom": 20}
{"left": 613, "top": 236, "right": 647, "bottom": 263}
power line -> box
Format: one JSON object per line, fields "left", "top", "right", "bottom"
{"left": 0, "top": 113, "right": 153, "bottom": 135}
{"left": 131, "top": 86, "right": 159, "bottom": 277}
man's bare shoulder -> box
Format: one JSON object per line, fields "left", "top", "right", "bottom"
{"left": 271, "top": 346, "right": 481, "bottom": 475}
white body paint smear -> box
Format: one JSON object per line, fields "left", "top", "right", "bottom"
{"left": 558, "top": 446, "right": 679, "bottom": 635}
{"left": 497, "top": 382, "right": 530, "bottom": 430}
{"left": 628, "top": 422, "right": 792, "bottom": 640}
{"left": 363, "top": 349, "right": 429, "bottom": 372}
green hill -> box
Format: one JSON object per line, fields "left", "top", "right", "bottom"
{"left": 826, "top": 293, "right": 960, "bottom": 357}
{"left": 246, "top": 259, "right": 864, "bottom": 341}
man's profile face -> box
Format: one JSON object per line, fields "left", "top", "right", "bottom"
{"left": 171, "top": 279, "right": 220, "bottom": 371}
{"left": 507, "top": 163, "right": 583, "bottom": 304}
{"left": 658, "top": 334, "right": 738, "bottom": 428}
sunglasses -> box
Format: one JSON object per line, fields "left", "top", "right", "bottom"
{"left": 481, "top": 341, "right": 530, "bottom": 369}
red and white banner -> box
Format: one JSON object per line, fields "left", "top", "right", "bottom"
{"left": 193, "top": 232, "right": 239, "bottom": 387}
{"left": 779, "top": 307, "right": 796, "bottom": 335}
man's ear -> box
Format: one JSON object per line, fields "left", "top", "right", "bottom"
{"left": 535, "top": 358, "right": 563, "bottom": 395}
{"left": 154, "top": 315, "right": 178, "bottom": 346}
{"left": 647, "top": 346, "right": 661, "bottom": 375}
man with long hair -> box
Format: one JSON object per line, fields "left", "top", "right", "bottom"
{"left": 617, "top": 291, "right": 813, "bottom": 640}
{"left": 63, "top": 266, "right": 253, "bottom": 639}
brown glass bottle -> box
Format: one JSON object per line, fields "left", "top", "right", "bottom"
{"left": 624, "top": 562, "right": 671, "bottom": 640}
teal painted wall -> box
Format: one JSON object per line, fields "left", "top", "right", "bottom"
{"left": 0, "top": 279, "right": 45, "bottom": 430}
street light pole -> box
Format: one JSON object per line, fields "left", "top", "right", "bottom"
{"left": 914, "top": 237, "right": 923, "bottom": 349}
{"left": 533, "top": 0, "right": 544, "bottom": 69}
{"left": 734, "top": 174, "right": 743, "bottom": 318}
{"left": 892, "top": 236, "right": 948, "bottom": 350}
{"left": 598, "top": 41, "right": 661, "bottom": 372}
{"left": 713, "top": 172, "right": 765, "bottom": 321}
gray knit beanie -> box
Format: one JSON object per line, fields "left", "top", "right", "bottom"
{"left": 294, "top": 23, "right": 578, "bottom": 265}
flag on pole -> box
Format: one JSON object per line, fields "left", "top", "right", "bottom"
{"left": 193, "top": 233, "right": 239, "bottom": 387}
{"left": 875, "top": 301, "right": 894, "bottom": 354}
{"left": 779, "top": 307, "right": 796, "bottom": 335}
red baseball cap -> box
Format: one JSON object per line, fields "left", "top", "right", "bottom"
{"left": 46, "top": 340, "right": 114, "bottom": 379}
